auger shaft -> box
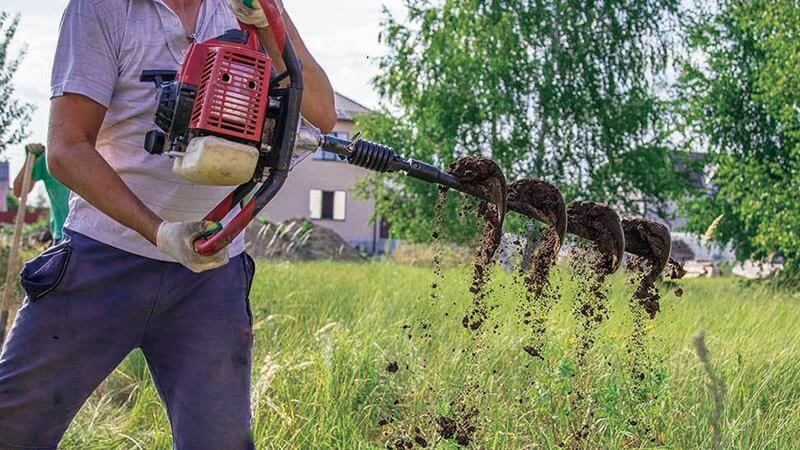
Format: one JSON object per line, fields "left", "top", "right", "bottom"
{"left": 320, "top": 134, "right": 549, "bottom": 226}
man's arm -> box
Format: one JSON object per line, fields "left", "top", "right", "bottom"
{"left": 256, "top": 12, "right": 337, "bottom": 133}
{"left": 47, "top": 94, "right": 163, "bottom": 244}
{"left": 12, "top": 164, "right": 36, "bottom": 198}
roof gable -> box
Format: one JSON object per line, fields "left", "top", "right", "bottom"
{"left": 335, "top": 92, "right": 372, "bottom": 121}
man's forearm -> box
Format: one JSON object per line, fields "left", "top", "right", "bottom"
{"left": 256, "top": 13, "right": 337, "bottom": 133}
{"left": 12, "top": 170, "right": 24, "bottom": 198}
{"left": 47, "top": 140, "right": 162, "bottom": 245}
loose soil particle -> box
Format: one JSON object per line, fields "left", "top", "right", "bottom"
{"left": 421, "top": 156, "right": 508, "bottom": 448}
{"left": 566, "top": 245, "right": 609, "bottom": 448}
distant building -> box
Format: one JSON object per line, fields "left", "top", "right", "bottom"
{"left": 262, "top": 92, "right": 393, "bottom": 254}
{"left": 0, "top": 161, "right": 9, "bottom": 212}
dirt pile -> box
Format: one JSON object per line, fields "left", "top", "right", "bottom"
{"left": 245, "top": 218, "right": 360, "bottom": 261}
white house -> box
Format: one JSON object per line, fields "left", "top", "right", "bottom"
{"left": 261, "top": 92, "right": 392, "bottom": 254}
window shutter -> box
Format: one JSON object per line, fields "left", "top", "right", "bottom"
{"left": 309, "top": 190, "right": 322, "bottom": 219}
{"left": 333, "top": 191, "right": 347, "bottom": 220}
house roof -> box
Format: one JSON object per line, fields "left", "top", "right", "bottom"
{"left": 335, "top": 92, "right": 372, "bottom": 122}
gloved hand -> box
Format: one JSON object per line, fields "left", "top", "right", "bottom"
{"left": 156, "top": 221, "right": 229, "bottom": 273}
{"left": 228, "top": 0, "right": 283, "bottom": 29}
{"left": 25, "top": 143, "right": 45, "bottom": 157}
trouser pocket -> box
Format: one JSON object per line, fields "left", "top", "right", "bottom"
{"left": 241, "top": 253, "right": 256, "bottom": 325}
{"left": 19, "top": 240, "right": 72, "bottom": 301}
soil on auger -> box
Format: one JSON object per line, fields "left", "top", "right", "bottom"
{"left": 566, "top": 201, "right": 621, "bottom": 275}
{"left": 448, "top": 156, "right": 507, "bottom": 332}
{"left": 623, "top": 218, "right": 671, "bottom": 319}
{"left": 508, "top": 179, "right": 566, "bottom": 233}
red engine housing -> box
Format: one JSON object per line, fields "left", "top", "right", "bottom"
{"left": 180, "top": 30, "right": 272, "bottom": 144}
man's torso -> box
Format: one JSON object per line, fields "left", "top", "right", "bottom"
{"left": 55, "top": 0, "right": 245, "bottom": 260}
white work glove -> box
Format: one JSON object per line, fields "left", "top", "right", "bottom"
{"left": 156, "top": 221, "right": 229, "bottom": 273}
{"left": 228, "top": 0, "right": 284, "bottom": 29}
{"left": 25, "top": 143, "right": 45, "bottom": 157}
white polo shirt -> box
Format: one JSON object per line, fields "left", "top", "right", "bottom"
{"left": 51, "top": 0, "right": 246, "bottom": 261}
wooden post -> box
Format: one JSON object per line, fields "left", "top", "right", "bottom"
{"left": 0, "top": 151, "right": 37, "bottom": 346}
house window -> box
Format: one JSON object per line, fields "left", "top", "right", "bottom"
{"left": 309, "top": 190, "right": 346, "bottom": 221}
{"left": 379, "top": 219, "right": 391, "bottom": 239}
{"left": 314, "top": 131, "right": 350, "bottom": 161}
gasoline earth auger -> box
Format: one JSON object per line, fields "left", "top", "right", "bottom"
{"left": 139, "top": 0, "right": 670, "bottom": 271}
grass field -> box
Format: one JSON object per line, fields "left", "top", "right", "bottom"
{"left": 58, "top": 261, "right": 800, "bottom": 449}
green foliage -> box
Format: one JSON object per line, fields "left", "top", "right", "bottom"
{"left": 5, "top": 190, "right": 18, "bottom": 211}
{"left": 56, "top": 263, "right": 800, "bottom": 448}
{"left": 0, "top": 11, "right": 33, "bottom": 155}
{"left": 358, "top": 0, "right": 695, "bottom": 242}
{"left": 677, "top": 0, "right": 800, "bottom": 271}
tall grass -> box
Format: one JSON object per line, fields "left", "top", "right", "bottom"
{"left": 59, "top": 262, "right": 800, "bottom": 449}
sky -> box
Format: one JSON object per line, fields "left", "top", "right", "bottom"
{"left": 2, "top": 0, "right": 404, "bottom": 190}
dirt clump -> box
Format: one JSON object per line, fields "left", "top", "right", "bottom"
{"left": 436, "top": 411, "right": 477, "bottom": 447}
{"left": 386, "top": 361, "right": 399, "bottom": 373}
{"left": 623, "top": 218, "right": 671, "bottom": 319}
{"left": 664, "top": 258, "right": 687, "bottom": 280}
{"left": 448, "top": 156, "right": 507, "bottom": 332}
{"left": 245, "top": 218, "right": 360, "bottom": 261}
{"left": 566, "top": 201, "right": 624, "bottom": 274}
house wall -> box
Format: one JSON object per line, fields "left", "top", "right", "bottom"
{"left": 0, "top": 161, "right": 9, "bottom": 212}
{"left": 261, "top": 121, "right": 384, "bottom": 253}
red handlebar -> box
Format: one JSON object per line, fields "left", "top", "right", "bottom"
{"left": 260, "top": 0, "right": 287, "bottom": 54}
{"left": 235, "top": 0, "right": 286, "bottom": 53}
{"left": 194, "top": 0, "right": 294, "bottom": 257}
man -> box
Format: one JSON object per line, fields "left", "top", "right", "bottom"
{"left": 12, "top": 143, "right": 71, "bottom": 242}
{"left": 0, "top": 0, "right": 335, "bottom": 448}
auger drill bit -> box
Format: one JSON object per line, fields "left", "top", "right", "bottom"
{"left": 508, "top": 179, "right": 567, "bottom": 271}
{"left": 622, "top": 218, "right": 671, "bottom": 319}
{"left": 566, "top": 201, "right": 626, "bottom": 274}
{"left": 507, "top": 179, "right": 568, "bottom": 245}
{"left": 622, "top": 218, "right": 672, "bottom": 276}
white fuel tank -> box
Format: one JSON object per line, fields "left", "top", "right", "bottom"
{"left": 173, "top": 136, "right": 259, "bottom": 186}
